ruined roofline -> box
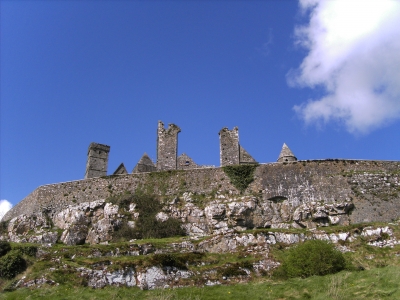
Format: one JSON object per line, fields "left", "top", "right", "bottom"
{"left": 87, "top": 142, "right": 110, "bottom": 154}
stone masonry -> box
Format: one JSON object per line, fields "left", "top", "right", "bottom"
{"left": 84, "top": 143, "right": 110, "bottom": 179}
{"left": 177, "top": 153, "right": 199, "bottom": 170}
{"left": 219, "top": 127, "right": 240, "bottom": 166}
{"left": 132, "top": 153, "right": 157, "bottom": 173}
{"left": 277, "top": 143, "right": 297, "bottom": 163}
{"left": 113, "top": 163, "right": 128, "bottom": 175}
{"left": 4, "top": 160, "right": 400, "bottom": 225}
{"left": 219, "top": 127, "right": 257, "bottom": 166}
{"left": 156, "top": 121, "right": 181, "bottom": 171}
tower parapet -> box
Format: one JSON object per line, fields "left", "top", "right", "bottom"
{"left": 84, "top": 142, "right": 110, "bottom": 179}
{"left": 156, "top": 121, "right": 181, "bottom": 170}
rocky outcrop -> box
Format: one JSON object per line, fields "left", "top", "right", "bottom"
{"left": 3, "top": 192, "right": 359, "bottom": 245}
{"left": 6, "top": 213, "right": 58, "bottom": 244}
{"left": 4, "top": 161, "right": 400, "bottom": 225}
{"left": 7, "top": 223, "right": 400, "bottom": 291}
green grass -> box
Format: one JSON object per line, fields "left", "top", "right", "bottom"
{"left": 1, "top": 266, "right": 399, "bottom": 299}
{"left": 1, "top": 222, "right": 400, "bottom": 299}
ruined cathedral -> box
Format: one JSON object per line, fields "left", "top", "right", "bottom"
{"left": 84, "top": 121, "right": 297, "bottom": 179}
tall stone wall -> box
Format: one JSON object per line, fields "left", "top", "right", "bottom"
{"left": 156, "top": 121, "right": 181, "bottom": 171}
{"left": 84, "top": 143, "right": 110, "bottom": 179}
{"left": 219, "top": 127, "right": 257, "bottom": 166}
{"left": 219, "top": 127, "right": 240, "bottom": 166}
{"left": 4, "top": 160, "right": 400, "bottom": 225}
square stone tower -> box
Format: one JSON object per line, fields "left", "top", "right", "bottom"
{"left": 84, "top": 142, "right": 110, "bottom": 179}
{"left": 156, "top": 121, "right": 181, "bottom": 170}
{"left": 219, "top": 127, "right": 240, "bottom": 166}
{"left": 219, "top": 127, "right": 257, "bottom": 166}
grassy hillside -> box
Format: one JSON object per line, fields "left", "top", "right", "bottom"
{"left": 1, "top": 266, "right": 399, "bottom": 299}
{"left": 1, "top": 221, "right": 400, "bottom": 299}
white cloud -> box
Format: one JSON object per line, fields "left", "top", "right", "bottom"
{"left": 0, "top": 200, "right": 12, "bottom": 221}
{"left": 290, "top": 0, "right": 400, "bottom": 134}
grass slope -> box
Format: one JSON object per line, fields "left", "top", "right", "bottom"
{"left": 1, "top": 266, "right": 399, "bottom": 300}
{"left": 1, "top": 221, "right": 400, "bottom": 299}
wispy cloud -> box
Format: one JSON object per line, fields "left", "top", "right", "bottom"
{"left": 289, "top": 0, "right": 400, "bottom": 134}
{"left": 256, "top": 28, "right": 273, "bottom": 57}
{"left": 0, "top": 200, "right": 12, "bottom": 221}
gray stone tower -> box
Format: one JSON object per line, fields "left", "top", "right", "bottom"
{"left": 156, "top": 121, "right": 181, "bottom": 170}
{"left": 84, "top": 142, "right": 110, "bottom": 179}
{"left": 219, "top": 127, "right": 257, "bottom": 166}
{"left": 277, "top": 143, "right": 297, "bottom": 162}
{"left": 219, "top": 127, "right": 240, "bottom": 166}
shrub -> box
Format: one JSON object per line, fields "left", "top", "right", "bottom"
{"left": 150, "top": 252, "right": 204, "bottom": 270}
{"left": 222, "top": 164, "right": 258, "bottom": 193}
{"left": 13, "top": 244, "right": 38, "bottom": 257}
{"left": 135, "top": 217, "right": 186, "bottom": 240}
{"left": 218, "top": 261, "right": 253, "bottom": 277}
{"left": 111, "top": 193, "right": 186, "bottom": 241}
{"left": 278, "top": 240, "right": 346, "bottom": 278}
{"left": 112, "top": 221, "right": 137, "bottom": 242}
{"left": 0, "top": 221, "right": 9, "bottom": 235}
{"left": 0, "top": 250, "right": 27, "bottom": 279}
{"left": 0, "top": 241, "right": 11, "bottom": 257}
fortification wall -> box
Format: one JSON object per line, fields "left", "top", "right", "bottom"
{"left": 4, "top": 160, "right": 400, "bottom": 224}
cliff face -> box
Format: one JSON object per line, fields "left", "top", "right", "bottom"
{"left": 3, "top": 160, "right": 400, "bottom": 227}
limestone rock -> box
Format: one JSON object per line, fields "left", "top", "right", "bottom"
{"left": 86, "top": 218, "right": 115, "bottom": 244}
{"left": 60, "top": 225, "right": 88, "bottom": 245}
{"left": 104, "top": 203, "right": 119, "bottom": 218}
{"left": 7, "top": 214, "right": 58, "bottom": 244}
{"left": 155, "top": 212, "right": 169, "bottom": 222}
{"left": 137, "top": 266, "right": 167, "bottom": 290}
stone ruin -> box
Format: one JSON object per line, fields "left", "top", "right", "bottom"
{"left": 277, "top": 143, "right": 297, "bottom": 163}
{"left": 156, "top": 121, "right": 181, "bottom": 170}
{"left": 84, "top": 121, "right": 297, "bottom": 178}
{"left": 84, "top": 143, "right": 111, "bottom": 179}
{"left": 219, "top": 127, "right": 258, "bottom": 166}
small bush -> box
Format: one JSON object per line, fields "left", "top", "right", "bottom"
{"left": 135, "top": 217, "right": 186, "bottom": 240}
{"left": 0, "top": 221, "right": 9, "bottom": 235}
{"left": 110, "top": 193, "right": 186, "bottom": 241}
{"left": 112, "top": 221, "right": 137, "bottom": 242}
{"left": 13, "top": 244, "right": 38, "bottom": 257}
{"left": 218, "top": 261, "right": 253, "bottom": 277}
{"left": 222, "top": 164, "right": 258, "bottom": 193}
{"left": 0, "top": 241, "right": 11, "bottom": 257}
{"left": 278, "top": 240, "right": 346, "bottom": 278}
{"left": 150, "top": 252, "right": 204, "bottom": 270}
{"left": 0, "top": 250, "right": 27, "bottom": 279}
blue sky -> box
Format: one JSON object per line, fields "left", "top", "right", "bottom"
{"left": 1, "top": 0, "right": 400, "bottom": 213}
